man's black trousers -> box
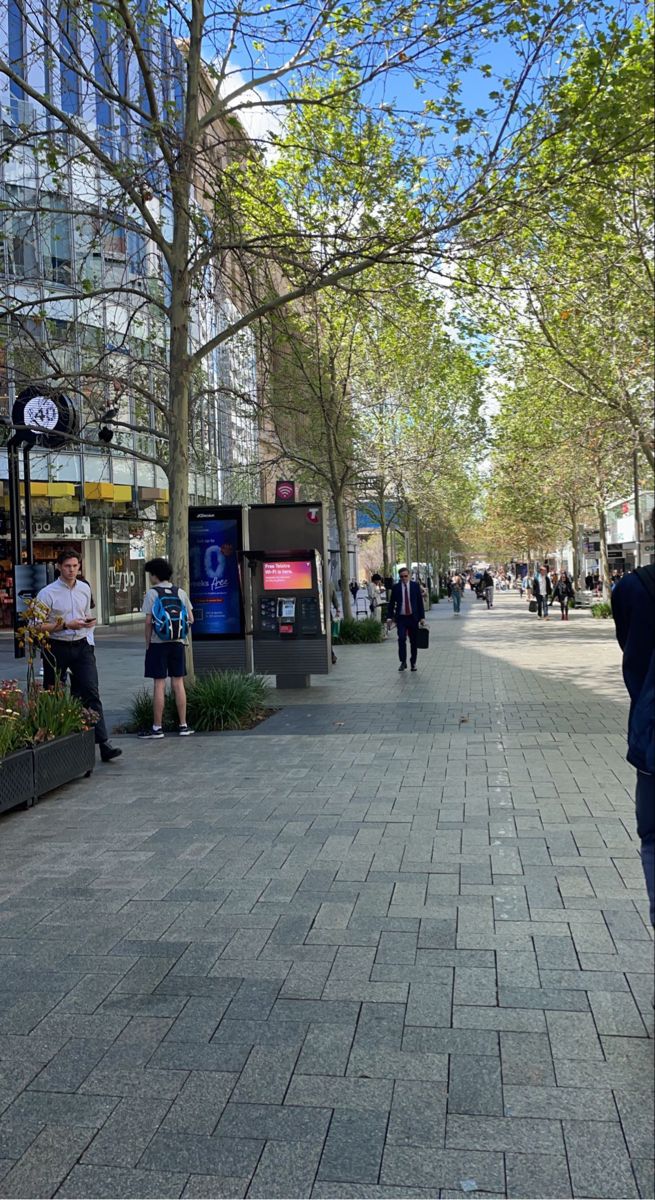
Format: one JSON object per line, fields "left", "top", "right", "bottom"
{"left": 396, "top": 616, "right": 419, "bottom": 666}
{"left": 42, "top": 639, "right": 108, "bottom": 744}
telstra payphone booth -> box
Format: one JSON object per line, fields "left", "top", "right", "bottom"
{"left": 248, "top": 502, "right": 331, "bottom": 689}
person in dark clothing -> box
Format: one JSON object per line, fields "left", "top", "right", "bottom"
{"left": 552, "top": 571, "right": 574, "bottom": 620}
{"left": 481, "top": 569, "right": 494, "bottom": 608}
{"left": 612, "top": 515, "right": 655, "bottom": 926}
{"left": 387, "top": 567, "right": 426, "bottom": 671}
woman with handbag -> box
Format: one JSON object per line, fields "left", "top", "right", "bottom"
{"left": 552, "top": 571, "right": 574, "bottom": 621}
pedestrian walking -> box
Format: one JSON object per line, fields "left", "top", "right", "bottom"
{"left": 387, "top": 566, "right": 426, "bottom": 672}
{"left": 140, "top": 557, "right": 194, "bottom": 738}
{"left": 36, "top": 547, "right": 122, "bottom": 763}
{"left": 552, "top": 571, "right": 574, "bottom": 620}
{"left": 482, "top": 568, "right": 494, "bottom": 608}
{"left": 451, "top": 572, "right": 463, "bottom": 614}
{"left": 612, "top": 513, "right": 655, "bottom": 926}
{"left": 532, "top": 565, "right": 552, "bottom": 619}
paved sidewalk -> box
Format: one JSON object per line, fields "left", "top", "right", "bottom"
{"left": 0, "top": 591, "right": 653, "bottom": 1199}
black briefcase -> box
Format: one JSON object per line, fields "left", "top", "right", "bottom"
{"left": 416, "top": 626, "right": 430, "bottom": 650}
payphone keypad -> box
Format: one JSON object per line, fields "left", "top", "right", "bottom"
{"left": 299, "top": 596, "right": 320, "bottom": 634}
{"left": 259, "top": 597, "right": 277, "bottom": 632}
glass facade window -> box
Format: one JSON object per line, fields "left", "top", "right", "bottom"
{"left": 84, "top": 454, "right": 112, "bottom": 483}
{"left": 7, "top": 0, "right": 24, "bottom": 104}
{"left": 112, "top": 455, "right": 134, "bottom": 484}
{"left": 93, "top": 1, "right": 114, "bottom": 153}
{"left": 4, "top": 185, "right": 39, "bottom": 278}
{"left": 42, "top": 197, "right": 72, "bottom": 284}
{"left": 58, "top": 0, "right": 80, "bottom": 114}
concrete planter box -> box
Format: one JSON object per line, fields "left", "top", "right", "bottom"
{"left": 0, "top": 747, "right": 35, "bottom": 813}
{"left": 33, "top": 729, "right": 96, "bottom": 799}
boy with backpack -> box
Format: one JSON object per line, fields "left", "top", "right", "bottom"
{"left": 140, "top": 558, "right": 194, "bottom": 738}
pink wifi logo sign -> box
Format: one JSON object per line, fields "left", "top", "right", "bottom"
{"left": 276, "top": 481, "right": 295, "bottom": 502}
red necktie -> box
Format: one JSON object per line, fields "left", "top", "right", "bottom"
{"left": 404, "top": 583, "right": 411, "bottom": 615}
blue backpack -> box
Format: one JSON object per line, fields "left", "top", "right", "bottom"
{"left": 627, "top": 567, "right": 655, "bottom": 775}
{"left": 151, "top": 585, "right": 189, "bottom": 642}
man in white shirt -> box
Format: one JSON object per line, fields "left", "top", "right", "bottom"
{"left": 36, "top": 548, "right": 121, "bottom": 762}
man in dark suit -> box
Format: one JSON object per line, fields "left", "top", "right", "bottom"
{"left": 387, "top": 567, "right": 426, "bottom": 672}
{"left": 612, "top": 515, "right": 655, "bottom": 927}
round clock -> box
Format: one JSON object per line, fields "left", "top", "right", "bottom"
{"left": 12, "top": 386, "right": 76, "bottom": 449}
{"left": 23, "top": 395, "right": 60, "bottom": 432}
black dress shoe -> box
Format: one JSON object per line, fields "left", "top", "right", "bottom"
{"left": 398, "top": 663, "right": 407, "bottom": 671}
{"left": 100, "top": 744, "right": 122, "bottom": 762}
{"left": 411, "top": 665, "right": 417, "bottom": 671}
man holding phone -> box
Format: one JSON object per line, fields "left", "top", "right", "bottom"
{"left": 36, "top": 547, "right": 121, "bottom": 763}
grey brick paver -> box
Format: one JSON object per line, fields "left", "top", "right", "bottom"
{"left": 563, "top": 1119, "right": 639, "bottom": 1197}
{"left": 1, "top": 593, "right": 652, "bottom": 1198}
{"left": 55, "top": 1166, "right": 188, "bottom": 1197}
{"left": 317, "top": 1108, "right": 388, "bottom": 1184}
{"left": 446, "top": 1113, "right": 565, "bottom": 1154}
{"left": 0, "top": 1127, "right": 95, "bottom": 1199}
{"left": 505, "top": 1152, "right": 572, "bottom": 1198}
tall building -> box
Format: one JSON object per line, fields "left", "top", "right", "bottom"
{"left": 0, "top": 0, "right": 260, "bottom": 625}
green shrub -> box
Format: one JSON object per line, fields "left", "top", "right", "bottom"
{"left": 430, "top": 591, "right": 440, "bottom": 603}
{"left": 187, "top": 672, "right": 269, "bottom": 731}
{"left": 28, "top": 685, "right": 94, "bottom": 741}
{"left": 591, "top": 602, "right": 612, "bottom": 619}
{"left": 129, "top": 687, "right": 178, "bottom": 732}
{"left": 128, "top": 672, "right": 270, "bottom": 732}
{"left": 334, "top": 617, "right": 384, "bottom": 644}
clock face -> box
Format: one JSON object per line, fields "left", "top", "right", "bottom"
{"left": 23, "top": 395, "right": 60, "bottom": 432}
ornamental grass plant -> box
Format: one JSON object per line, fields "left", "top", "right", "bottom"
{"left": 128, "top": 671, "right": 271, "bottom": 733}
{"left": 334, "top": 617, "right": 384, "bottom": 644}
{"left": 591, "top": 602, "right": 612, "bottom": 619}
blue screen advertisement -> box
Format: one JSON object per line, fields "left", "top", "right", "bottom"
{"left": 188, "top": 512, "right": 244, "bottom": 638}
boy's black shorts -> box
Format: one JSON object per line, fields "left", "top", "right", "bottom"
{"left": 145, "top": 642, "right": 186, "bottom": 679}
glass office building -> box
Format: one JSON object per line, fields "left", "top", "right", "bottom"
{"left": 0, "top": 0, "right": 260, "bottom": 624}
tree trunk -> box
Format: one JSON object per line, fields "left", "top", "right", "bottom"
{"left": 570, "top": 509, "right": 581, "bottom": 590}
{"left": 334, "top": 489, "right": 353, "bottom": 620}
{"left": 380, "top": 519, "right": 389, "bottom": 580}
{"left": 596, "top": 501, "right": 611, "bottom": 600}
{"left": 378, "top": 487, "right": 390, "bottom": 583}
{"left": 168, "top": 177, "right": 194, "bottom": 675}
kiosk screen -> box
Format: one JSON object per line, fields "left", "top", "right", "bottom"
{"left": 262, "top": 560, "right": 313, "bottom": 591}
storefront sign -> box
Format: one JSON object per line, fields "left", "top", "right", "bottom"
{"left": 188, "top": 506, "right": 245, "bottom": 639}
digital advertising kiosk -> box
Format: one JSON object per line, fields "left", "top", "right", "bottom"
{"left": 187, "top": 504, "right": 248, "bottom": 673}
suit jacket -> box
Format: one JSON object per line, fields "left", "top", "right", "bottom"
{"left": 388, "top": 579, "right": 425, "bottom": 623}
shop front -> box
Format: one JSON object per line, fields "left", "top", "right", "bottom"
{"left": 0, "top": 481, "right": 168, "bottom": 626}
